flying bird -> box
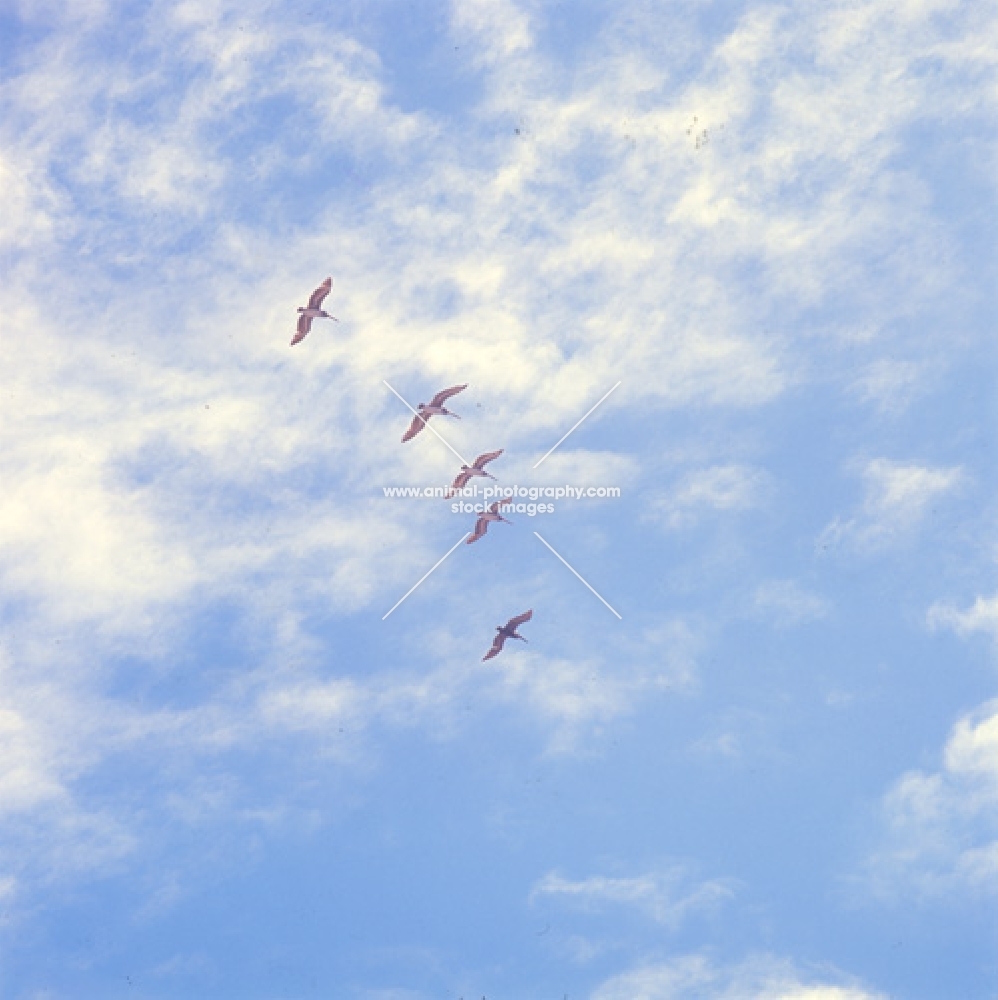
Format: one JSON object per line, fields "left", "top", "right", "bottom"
{"left": 467, "top": 497, "right": 512, "bottom": 544}
{"left": 401, "top": 384, "right": 468, "bottom": 442}
{"left": 291, "top": 278, "right": 337, "bottom": 346}
{"left": 483, "top": 609, "right": 533, "bottom": 661}
{"left": 447, "top": 449, "right": 503, "bottom": 495}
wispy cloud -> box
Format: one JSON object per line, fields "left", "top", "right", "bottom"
{"left": 751, "top": 579, "right": 830, "bottom": 627}
{"left": 818, "top": 458, "right": 962, "bottom": 552}
{"left": 851, "top": 358, "right": 928, "bottom": 416}
{"left": 530, "top": 866, "right": 736, "bottom": 928}
{"left": 648, "top": 464, "right": 772, "bottom": 530}
{"left": 451, "top": 0, "right": 532, "bottom": 67}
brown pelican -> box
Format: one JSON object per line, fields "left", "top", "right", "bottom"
{"left": 447, "top": 449, "right": 503, "bottom": 495}
{"left": 401, "top": 384, "right": 467, "bottom": 442}
{"left": 291, "top": 278, "right": 338, "bottom": 346}
{"left": 482, "top": 609, "right": 533, "bottom": 660}
{"left": 467, "top": 497, "right": 512, "bottom": 544}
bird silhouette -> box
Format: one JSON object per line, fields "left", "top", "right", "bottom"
{"left": 467, "top": 497, "right": 513, "bottom": 544}
{"left": 291, "top": 278, "right": 337, "bottom": 345}
{"left": 401, "top": 385, "right": 468, "bottom": 442}
{"left": 483, "top": 609, "right": 532, "bottom": 660}
{"left": 447, "top": 449, "right": 503, "bottom": 495}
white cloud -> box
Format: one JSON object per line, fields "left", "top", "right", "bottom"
{"left": 489, "top": 620, "right": 699, "bottom": 752}
{"left": 12, "top": 0, "right": 978, "bottom": 650}
{"left": 0, "top": 705, "right": 66, "bottom": 816}
{"left": 650, "top": 464, "right": 771, "bottom": 530}
{"left": 529, "top": 866, "right": 736, "bottom": 928}
{"left": 818, "top": 458, "right": 962, "bottom": 551}
{"left": 254, "top": 616, "right": 699, "bottom": 756}
{"left": 862, "top": 459, "right": 962, "bottom": 520}
{"left": 451, "top": 0, "right": 532, "bottom": 66}
{"left": 591, "top": 954, "right": 886, "bottom": 1000}
{"left": 752, "top": 579, "right": 830, "bottom": 626}
{"left": 861, "top": 591, "right": 998, "bottom": 899}
{"left": 865, "top": 699, "right": 998, "bottom": 898}
{"left": 527, "top": 449, "right": 640, "bottom": 491}
{"left": 928, "top": 592, "right": 998, "bottom": 642}
{"left": 591, "top": 953, "right": 712, "bottom": 1000}
{"left": 0, "top": 151, "right": 63, "bottom": 251}
{"left": 851, "top": 358, "right": 927, "bottom": 415}
{"left": 691, "top": 707, "right": 776, "bottom": 764}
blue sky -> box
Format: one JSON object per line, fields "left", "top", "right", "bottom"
{"left": 1, "top": 0, "right": 996, "bottom": 997}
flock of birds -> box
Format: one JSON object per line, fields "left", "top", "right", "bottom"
{"left": 291, "top": 278, "right": 533, "bottom": 661}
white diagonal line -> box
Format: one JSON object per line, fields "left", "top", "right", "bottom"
{"left": 533, "top": 531, "right": 622, "bottom": 619}
{"left": 383, "top": 380, "right": 469, "bottom": 466}
{"left": 533, "top": 381, "right": 621, "bottom": 469}
{"left": 382, "top": 531, "right": 470, "bottom": 620}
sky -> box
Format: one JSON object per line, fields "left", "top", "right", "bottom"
{"left": 0, "top": 0, "right": 996, "bottom": 997}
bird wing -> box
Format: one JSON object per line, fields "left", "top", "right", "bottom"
{"left": 466, "top": 516, "right": 488, "bottom": 543}
{"left": 473, "top": 449, "right": 503, "bottom": 470}
{"left": 290, "top": 313, "right": 312, "bottom": 346}
{"left": 401, "top": 413, "right": 426, "bottom": 442}
{"left": 429, "top": 384, "right": 468, "bottom": 408}
{"left": 489, "top": 497, "right": 513, "bottom": 514}
{"left": 506, "top": 609, "right": 533, "bottom": 630}
{"left": 308, "top": 278, "right": 332, "bottom": 310}
{"left": 482, "top": 633, "right": 506, "bottom": 660}
{"left": 449, "top": 470, "right": 472, "bottom": 493}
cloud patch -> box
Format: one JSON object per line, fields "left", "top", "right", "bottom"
{"left": 818, "top": 458, "right": 962, "bottom": 552}
{"left": 591, "top": 953, "right": 886, "bottom": 1000}
{"left": 530, "top": 866, "right": 736, "bottom": 928}
{"left": 649, "top": 464, "right": 772, "bottom": 530}
{"left": 865, "top": 699, "right": 998, "bottom": 899}
{"left": 929, "top": 592, "right": 998, "bottom": 644}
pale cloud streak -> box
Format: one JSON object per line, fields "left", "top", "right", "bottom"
{"left": 591, "top": 953, "right": 886, "bottom": 1000}
{"left": 818, "top": 458, "right": 962, "bottom": 551}
{"left": 530, "top": 867, "right": 736, "bottom": 928}
{"left": 650, "top": 464, "right": 772, "bottom": 530}
{"left": 752, "top": 579, "right": 830, "bottom": 627}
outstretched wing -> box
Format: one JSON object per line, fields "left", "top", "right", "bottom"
{"left": 291, "top": 313, "right": 312, "bottom": 346}
{"left": 401, "top": 413, "right": 426, "bottom": 442}
{"left": 466, "top": 516, "right": 489, "bottom": 544}
{"left": 308, "top": 278, "right": 332, "bottom": 310}
{"left": 482, "top": 633, "right": 506, "bottom": 660}
{"left": 429, "top": 384, "right": 467, "bottom": 408}
{"left": 505, "top": 609, "right": 533, "bottom": 630}
{"left": 488, "top": 497, "right": 513, "bottom": 514}
{"left": 448, "top": 470, "right": 473, "bottom": 494}
{"left": 472, "top": 449, "right": 503, "bottom": 470}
